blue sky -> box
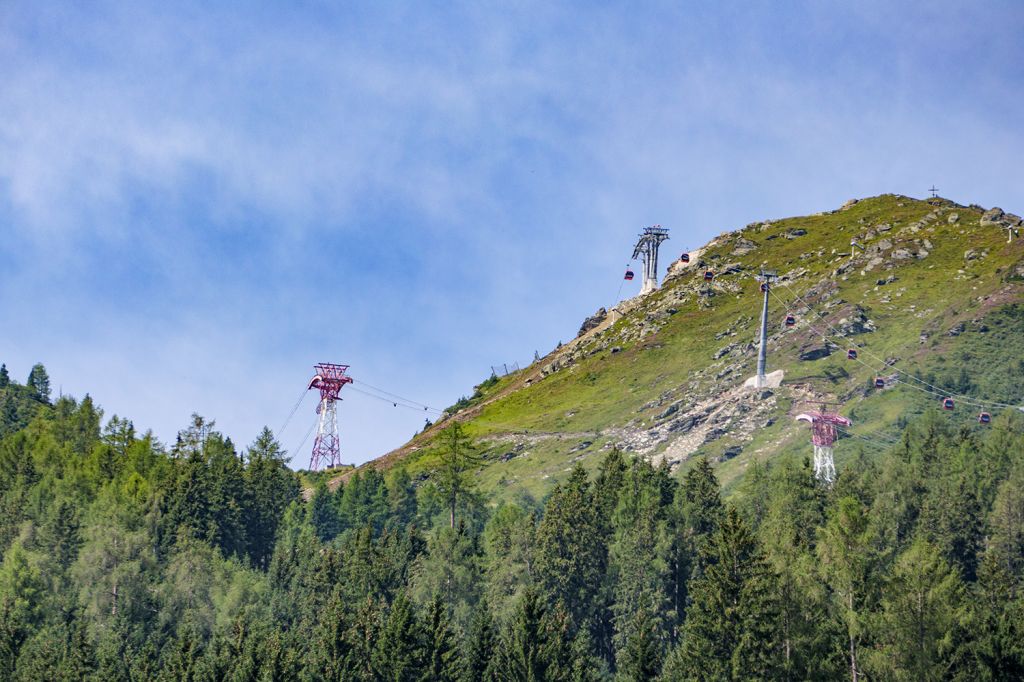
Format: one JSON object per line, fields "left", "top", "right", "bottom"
{"left": 2, "top": 1, "right": 1022, "bottom": 466}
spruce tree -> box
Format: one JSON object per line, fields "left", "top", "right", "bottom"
{"left": 534, "top": 466, "right": 605, "bottom": 632}
{"left": 0, "top": 364, "right": 8, "bottom": 388}
{"left": 373, "top": 592, "right": 422, "bottom": 681}
{"left": 668, "top": 508, "right": 780, "bottom": 681}
{"left": 973, "top": 549, "right": 1024, "bottom": 677}
{"left": 309, "top": 481, "right": 341, "bottom": 543}
{"left": 463, "top": 597, "right": 497, "bottom": 682}
{"left": 864, "top": 538, "right": 971, "bottom": 680}
{"left": 421, "top": 594, "right": 460, "bottom": 682}
{"left": 25, "top": 364, "right": 50, "bottom": 403}
{"left": 817, "top": 495, "right": 877, "bottom": 682}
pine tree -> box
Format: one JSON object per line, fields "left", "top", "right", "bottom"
{"left": 244, "top": 427, "right": 299, "bottom": 568}
{"left": 421, "top": 594, "right": 460, "bottom": 682}
{"left": 494, "top": 588, "right": 558, "bottom": 682}
{"left": 435, "top": 422, "right": 481, "bottom": 529}
{"left": 668, "top": 508, "right": 780, "bottom": 681}
{"left": 973, "top": 549, "right": 1024, "bottom": 678}
{"left": 864, "top": 538, "right": 971, "bottom": 681}
{"left": 0, "top": 364, "right": 8, "bottom": 388}
{"left": 373, "top": 592, "right": 422, "bottom": 681}
{"left": 309, "top": 481, "right": 341, "bottom": 543}
{"left": 534, "top": 466, "right": 606, "bottom": 632}
{"left": 610, "top": 459, "right": 671, "bottom": 673}
{"left": 816, "top": 496, "right": 877, "bottom": 682}
{"left": 619, "top": 607, "right": 663, "bottom": 681}
{"left": 25, "top": 364, "right": 50, "bottom": 403}
{"left": 464, "top": 597, "right": 497, "bottom": 682}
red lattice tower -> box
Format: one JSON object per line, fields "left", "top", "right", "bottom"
{"left": 795, "top": 408, "right": 852, "bottom": 484}
{"left": 307, "top": 363, "right": 353, "bottom": 471}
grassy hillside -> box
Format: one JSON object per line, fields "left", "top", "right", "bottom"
{"left": 341, "top": 195, "right": 1024, "bottom": 501}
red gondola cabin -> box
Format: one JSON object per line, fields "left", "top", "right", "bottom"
{"left": 760, "top": 282, "right": 769, "bottom": 292}
{"left": 874, "top": 377, "right": 885, "bottom": 388}
{"left": 941, "top": 397, "right": 955, "bottom": 411}
{"left": 847, "top": 349, "right": 858, "bottom": 360}
{"left": 681, "top": 253, "right": 690, "bottom": 263}
{"left": 624, "top": 270, "right": 634, "bottom": 281}
{"left": 703, "top": 271, "right": 714, "bottom": 281}
{"left": 978, "top": 412, "right": 992, "bottom": 424}
{"left": 784, "top": 314, "right": 796, "bottom": 327}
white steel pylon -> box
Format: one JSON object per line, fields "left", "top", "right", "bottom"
{"left": 631, "top": 225, "right": 670, "bottom": 295}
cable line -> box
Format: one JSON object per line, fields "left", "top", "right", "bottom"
{"left": 276, "top": 387, "right": 310, "bottom": 438}
{"left": 770, "top": 275, "right": 1024, "bottom": 410}
{"left": 348, "top": 385, "right": 445, "bottom": 415}
{"left": 349, "top": 378, "right": 444, "bottom": 412}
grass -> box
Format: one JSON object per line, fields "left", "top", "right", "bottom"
{"left": 350, "top": 195, "right": 1024, "bottom": 503}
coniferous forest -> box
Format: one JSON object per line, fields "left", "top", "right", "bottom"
{"left": 1, "top": 362, "right": 1024, "bottom": 681}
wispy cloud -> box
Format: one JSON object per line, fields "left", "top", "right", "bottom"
{"left": 1, "top": 0, "right": 1021, "bottom": 463}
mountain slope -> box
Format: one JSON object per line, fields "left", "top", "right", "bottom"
{"left": 342, "top": 194, "right": 1024, "bottom": 500}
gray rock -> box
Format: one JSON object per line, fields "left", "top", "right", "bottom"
{"left": 980, "top": 207, "right": 1005, "bottom": 225}
{"left": 964, "top": 249, "right": 979, "bottom": 261}
{"left": 948, "top": 322, "right": 966, "bottom": 337}
{"left": 875, "top": 223, "right": 892, "bottom": 233}
{"left": 714, "top": 343, "right": 737, "bottom": 360}
{"left": 892, "top": 248, "right": 913, "bottom": 260}
{"left": 947, "top": 213, "right": 959, "bottom": 224}
{"left": 720, "top": 445, "right": 743, "bottom": 461}
{"left": 731, "top": 238, "right": 757, "bottom": 256}
{"left": 799, "top": 345, "right": 833, "bottom": 361}
{"left": 669, "top": 413, "right": 706, "bottom": 433}
{"left": 657, "top": 403, "right": 679, "bottom": 420}
{"left": 786, "top": 229, "right": 808, "bottom": 239}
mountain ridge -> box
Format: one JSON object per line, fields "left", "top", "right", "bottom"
{"left": 332, "top": 193, "right": 1024, "bottom": 500}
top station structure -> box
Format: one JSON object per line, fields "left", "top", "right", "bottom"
{"left": 631, "top": 225, "right": 670, "bottom": 295}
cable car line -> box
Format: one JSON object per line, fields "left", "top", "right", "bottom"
{"left": 759, "top": 281, "right": 993, "bottom": 408}
{"left": 349, "top": 378, "right": 443, "bottom": 412}
{"left": 348, "top": 385, "right": 444, "bottom": 415}
{"left": 276, "top": 386, "right": 310, "bottom": 437}
{"left": 770, "top": 276, "right": 1024, "bottom": 411}
{"left": 290, "top": 417, "right": 318, "bottom": 460}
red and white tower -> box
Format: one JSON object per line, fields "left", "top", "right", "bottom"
{"left": 795, "top": 408, "right": 852, "bottom": 485}
{"left": 307, "top": 363, "right": 353, "bottom": 471}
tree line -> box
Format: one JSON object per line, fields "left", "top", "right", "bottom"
{"left": 0, "top": 363, "right": 1023, "bottom": 680}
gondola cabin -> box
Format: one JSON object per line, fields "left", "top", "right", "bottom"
{"left": 703, "top": 270, "right": 715, "bottom": 281}
{"left": 680, "top": 253, "right": 690, "bottom": 263}
{"left": 978, "top": 411, "right": 992, "bottom": 424}
{"left": 874, "top": 377, "right": 885, "bottom": 388}
{"left": 760, "top": 282, "right": 769, "bottom": 293}
{"left": 624, "top": 269, "right": 634, "bottom": 281}
{"left": 784, "top": 314, "right": 796, "bottom": 327}
{"left": 847, "top": 349, "right": 858, "bottom": 360}
{"left": 941, "top": 397, "right": 955, "bottom": 411}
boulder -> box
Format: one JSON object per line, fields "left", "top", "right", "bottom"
{"left": 947, "top": 213, "right": 960, "bottom": 224}
{"left": 980, "top": 207, "right": 1005, "bottom": 225}
{"left": 731, "top": 238, "right": 757, "bottom": 256}
{"left": 892, "top": 248, "right": 913, "bottom": 260}
{"left": 786, "top": 229, "right": 808, "bottom": 239}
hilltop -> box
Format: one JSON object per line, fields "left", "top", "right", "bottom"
{"left": 341, "top": 194, "right": 1024, "bottom": 499}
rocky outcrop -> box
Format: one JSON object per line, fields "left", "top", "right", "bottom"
{"left": 577, "top": 308, "right": 608, "bottom": 337}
